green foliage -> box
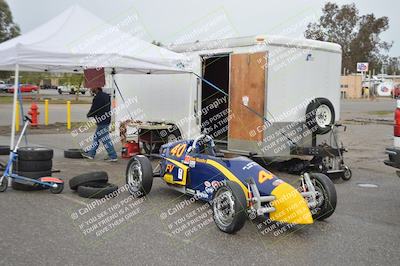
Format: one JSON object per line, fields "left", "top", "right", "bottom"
{"left": 0, "top": 0, "right": 20, "bottom": 43}
{"left": 305, "top": 2, "right": 397, "bottom": 74}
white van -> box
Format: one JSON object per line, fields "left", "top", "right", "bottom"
{"left": 114, "top": 35, "right": 342, "bottom": 162}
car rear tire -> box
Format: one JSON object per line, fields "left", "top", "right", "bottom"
{"left": 69, "top": 171, "right": 108, "bottom": 190}
{"left": 77, "top": 183, "right": 118, "bottom": 198}
{"left": 306, "top": 98, "right": 335, "bottom": 135}
{"left": 126, "top": 155, "right": 153, "bottom": 197}
{"left": 308, "top": 173, "right": 337, "bottom": 220}
{"left": 212, "top": 181, "right": 247, "bottom": 234}
{"left": 18, "top": 147, "right": 53, "bottom": 161}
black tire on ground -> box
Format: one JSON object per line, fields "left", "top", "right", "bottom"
{"left": 126, "top": 155, "right": 153, "bottom": 197}
{"left": 309, "top": 173, "right": 337, "bottom": 220}
{"left": 306, "top": 98, "right": 335, "bottom": 135}
{"left": 77, "top": 183, "right": 118, "bottom": 199}
{"left": 18, "top": 147, "right": 53, "bottom": 161}
{"left": 0, "top": 145, "right": 10, "bottom": 155}
{"left": 69, "top": 171, "right": 108, "bottom": 190}
{"left": 13, "top": 160, "right": 52, "bottom": 172}
{"left": 212, "top": 181, "right": 247, "bottom": 234}
{"left": 64, "top": 149, "right": 84, "bottom": 159}
{"left": 14, "top": 170, "right": 52, "bottom": 179}
{"left": 58, "top": 89, "right": 62, "bottom": 95}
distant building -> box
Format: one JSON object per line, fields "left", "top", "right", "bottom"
{"left": 341, "top": 74, "right": 363, "bottom": 99}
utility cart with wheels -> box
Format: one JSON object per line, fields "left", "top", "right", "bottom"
{"left": 0, "top": 116, "right": 64, "bottom": 193}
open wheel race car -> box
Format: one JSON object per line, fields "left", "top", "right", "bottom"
{"left": 125, "top": 135, "right": 337, "bottom": 234}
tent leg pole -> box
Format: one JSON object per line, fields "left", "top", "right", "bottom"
{"left": 10, "top": 64, "right": 19, "bottom": 150}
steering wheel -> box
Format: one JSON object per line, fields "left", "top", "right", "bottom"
{"left": 190, "top": 134, "right": 216, "bottom": 156}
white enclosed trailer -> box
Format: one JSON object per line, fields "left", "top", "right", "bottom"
{"left": 115, "top": 35, "right": 342, "bottom": 160}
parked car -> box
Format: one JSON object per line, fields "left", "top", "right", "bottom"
{"left": 40, "top": 84, "right": 58, "bottom": 90}
{"left": 0, "top": 81, "right": 7, "bottom": 93}
{"left": 7, "top": 84, "right": 39, "bottom": 93}
{"left": 391, "top": 83, "right": 400, "bottom": 98}
{"left": 58, "top": 85, "right": 86, "bottom": 95}
{"left": 384, "top": 99, "right": 400, "bottom": 177}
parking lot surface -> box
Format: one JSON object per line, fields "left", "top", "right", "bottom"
{"left": 0, "top": 99, "right": 399, "bottom": 265}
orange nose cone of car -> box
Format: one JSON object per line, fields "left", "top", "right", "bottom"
{"left": 269, "top": 183, "right": 313, "bottom": 225}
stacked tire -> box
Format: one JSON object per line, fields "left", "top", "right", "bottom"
{"left": 12, "top": 147, "right": 53, "bottom": 191}
{"left": 69, "top": 171, "right": 118, "bottom": 199}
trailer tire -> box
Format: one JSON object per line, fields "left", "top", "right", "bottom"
{"left": 64, "top": 149, "right": 84, "bottom": 159}
{"left": 77, "top": 183, "right": 118, "bottom": 199}
{"left": 126, "top": 155, "right": 153, "bottom": 197}
{"left": 306, "top": 98, "right": 335, "bottom": 135}
{"left": 18, "top": 147, "right": 53, "bottom": 161}
{"left": 0, "top": 145, "right": 9, "bottom": 155}
{"left": 212, "top": 181, "right": 247, "bottom": 234}
{"left": 69, "top": 171, "right": 108, "bottom": 190}
{"left": 13, "top": 160, "right": 52, "bottom": 172}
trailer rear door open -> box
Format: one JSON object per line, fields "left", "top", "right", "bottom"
{"left": 229, "top": 52, "right": 267, "bottom": 148}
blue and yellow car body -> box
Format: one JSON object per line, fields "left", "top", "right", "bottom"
{"left": 158, "top": 139, "right": 313, "bottom": 225}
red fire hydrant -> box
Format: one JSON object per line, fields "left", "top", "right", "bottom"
{"left": 28, "top": 102, "right": 40, "bottom": 127}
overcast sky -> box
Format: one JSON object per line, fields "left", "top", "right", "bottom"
{"left": 6, "top": 0, "right": 399, "bottom": 56}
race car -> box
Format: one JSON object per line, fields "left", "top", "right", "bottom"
{"left": 125, "top": 134, "right": 337, "bottom": 234}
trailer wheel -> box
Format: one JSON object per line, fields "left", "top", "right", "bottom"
{"left": 306, "top": 98, "right": 335, "bottom": 135}
{"left": 212, "top": 181, "right": 247, "bottom": 234}
{"left": 126, "top": 155, "right": 153, "bottom": 197}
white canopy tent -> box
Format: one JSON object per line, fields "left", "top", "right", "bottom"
{"left": 0, "top": 5, "right": 190, "bottom": 150}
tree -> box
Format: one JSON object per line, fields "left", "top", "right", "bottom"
{"left": 0, "top": 0, "right": 20, "bottom": 80}
{"left": 0, "top": 0, "right": 20, "bottom": 43}
{"left": 305, "top": 2, "right": 393, "bottom": 74}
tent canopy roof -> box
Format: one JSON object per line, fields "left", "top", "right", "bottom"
{"left": 0, "top": 5, "right": 189, "bottom": 74}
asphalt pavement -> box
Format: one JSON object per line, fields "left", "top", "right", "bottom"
{"left": 0, "top": 99, "right": 399, "bottom": 265}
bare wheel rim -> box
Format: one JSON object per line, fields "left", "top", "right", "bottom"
{"left": 213, "top": 187, "right": 235, "bottom": 227}
{"left": 128, "top": 159, "right": 143, "bottom": 192}
{"left": 315, "top": 104, "right": 332, "bottom": 128}
{"left": 311, "top": 180, "right": 326, "bottom": 216}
